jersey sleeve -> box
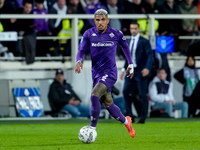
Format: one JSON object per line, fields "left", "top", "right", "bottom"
{"left": 117, "top": 31, "right": 133, "bottom": 65}
{"left": 76, "top": 30, "right": 90, "bottom": 62}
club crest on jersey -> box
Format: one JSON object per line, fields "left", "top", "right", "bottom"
{"left": 109, "top": 33, "right": 115, "bottom": 38}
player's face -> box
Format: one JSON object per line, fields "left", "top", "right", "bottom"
{"left": 94, "top": 15, "right": 110, "bottom": 33}
{"left": 130, "top": 24, "right": 140, "bottom": 36}
{"left": 157, "top": 69, "right": 167, "bottom": 80}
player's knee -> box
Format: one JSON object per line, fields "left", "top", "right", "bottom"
{"left": 91, "top": 92, "right": 100, "bottom": 97}
{"left": 91, "top": 87, "right": 101, "bottom": 97}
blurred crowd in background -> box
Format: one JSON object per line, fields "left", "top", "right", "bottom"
{"left": 1, "top": 0, "right": 200, "bottom": 59}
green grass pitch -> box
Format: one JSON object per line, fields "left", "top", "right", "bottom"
{"left": 0, "top": 118, "right": 200, "bottom": 150}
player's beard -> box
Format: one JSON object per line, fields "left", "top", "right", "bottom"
{"left": 98, "top": 26, "right": 107, "bottom": 33}
{"left": 98, "top": 29, "right": 104, "bottom": 33}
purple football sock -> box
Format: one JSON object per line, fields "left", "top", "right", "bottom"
{"left": 106, "top": 103, "right": 126, "bottom": 123}
{"left": 90, "top": 95, "right": 101, "bottom": 127}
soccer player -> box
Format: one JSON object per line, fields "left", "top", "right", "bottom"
{"left": 75, "top": 9, "right": 135, "bottom": 138}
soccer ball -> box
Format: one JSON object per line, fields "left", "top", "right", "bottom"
{"left": 78, "top": 126, "right": 97, "bottom": 144}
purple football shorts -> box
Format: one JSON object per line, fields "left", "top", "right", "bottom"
{"left": 93, "top": 74, "right": 116, "bottom": 93}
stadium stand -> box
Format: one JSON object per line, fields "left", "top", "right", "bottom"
{"left": 0, "top": 0, "right": 200, "bottom": 118}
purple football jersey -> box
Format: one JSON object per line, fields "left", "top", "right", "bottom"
{"left": 76, "top": 26, "right": 133, "bottom": 81}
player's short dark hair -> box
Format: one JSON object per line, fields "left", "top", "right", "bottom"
{"left": 130, "top": 21, "right": 140, "bottom": 28}
{"left": 94, "top": 9, "right": 108, "bottom": 18}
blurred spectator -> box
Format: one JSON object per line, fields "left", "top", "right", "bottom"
{"left": 174, "top": 56, "right": 200, "bottom": 117}
{"left": 67, "top": 0, "right": 85, "bottom": 14}
{"left": 139, "top": 0, "right": 160, "bottom": 37}
{"left": 44, "top": 0, "right": 56, "bottom": 10}
{"left": 15, "top": 0, "right": 23, "bottom": 8}
{"left": 33, "top": 0, "right": 50, "bottom": 35}
{"left": 83, "top": 0, "right": 107, "bottom": 27}
{"left": 0, "top": 0, "right": 17, "bottom": 57}
{"left": 122, "top": 0, "right": 144, "bottom": 35}
{"left": 158, "top": 0, "right": 183, "bottom": 53}
{"left": 67, "top": 0, "right": 87, "bottom": 33}
{"left": 48, "top": 69, "right": 91, "bottom": 118}
{"left": 14, "top": 0, "right": 35, "bottom": 36}
{"left": 154, "top": 52, "right": 171, "bottom": 82}
{"left": 57, "top": 0, "right": 85, "bottom": 56}
{"left": 149, "top": 68, "right": 188, "bottom": 118}
{"left": 106, "top": 0, "right": 124, "bottom": 59}
{"left": 179, "top": 0, "right": 198, "bottom": 34}
{"left": 106, "top": 0, "right": 123, "bottom": 30}
{"left": 48, "top": 0, "right": 67, "bottom": 36}
{"left": 179, "top": 0, "right": 198, "bottom": 54}
{"left": 0, "top": 0, "right": 15, "bottom": 30}
{"left": 33, "top": 0, "right": 51, "bottom": 56}
{"left": 100, "top": 0, "right": 124, "bottom": 11}
{"left": 158, "top": 0, "right": 183, "bottom": 36}
{"left": 142, "top": 0, "right": 160, "bottom": 14}
{"left": 48, "top": 0, "right": 67, "bottom": 56}
{"left": 14, "top": 0, "right": 36, "bottom": 64}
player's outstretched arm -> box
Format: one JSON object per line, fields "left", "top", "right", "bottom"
{"left": 75, "top": 61, "right": 83, "bottom": 74}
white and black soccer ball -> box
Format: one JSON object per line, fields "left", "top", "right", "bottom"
{"left": 78, "top": 126, "right": 97, "bottom": 144}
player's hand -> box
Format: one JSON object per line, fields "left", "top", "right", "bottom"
{"left": 75, "top": 61, "right": 83, "bottom": 74}
{"left": 120, "top": 72, "right": 125, "bottom": 80}
{"left": 141, "top": 68, "right": 149, "bottom": 77}
{"left": 126, "top": 64, "right": 134, "bottom": 79}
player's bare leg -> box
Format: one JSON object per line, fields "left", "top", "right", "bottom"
{"left": 90, "top": 82, "right": 107, "bottom": 128}
{"left": 103, "top": 92, "right": 135, "bottom": 138}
